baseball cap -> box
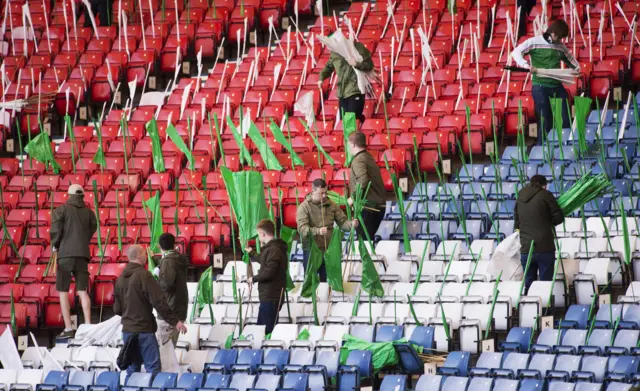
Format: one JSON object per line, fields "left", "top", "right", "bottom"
{"left": 68, "top": 184, "right": 85, "bottom": 195}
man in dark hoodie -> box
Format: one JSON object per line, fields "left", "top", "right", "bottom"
{"left": 515, "top": 175, "right": 565, "bottom": 293}
{"left": 50, "top": 184, "right": 97, "bottom": 338}
{"left": 154, "top": 233, "right": 189, "bottom": 346}
{"left": 245, "top": 219, "right": 289, "bottom": 334}
{"left": 114, "top": 245, "right": 187, "bottom": 380}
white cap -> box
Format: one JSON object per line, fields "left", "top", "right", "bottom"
{"left": 68, "top": 184, "right": 84, "bottom": 195}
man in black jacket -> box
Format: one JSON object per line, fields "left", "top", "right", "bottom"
{"left": 514, "top": 175, "right": 565, "bottom": 293}
{"left": 50, "top": 184, "right": 97, "bottom": 338}
{"left": 114, "top": 245, "right": 187, "bottom": 380}
{"left": 154, "top": 233, "right": 189, "bottom": 346}
{"left": 245, "top": 219, "right": 288, "bottom": 335}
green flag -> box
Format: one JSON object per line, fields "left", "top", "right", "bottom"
{"left": 25, "top": 132, "right": 61, "bottom": 173}
{"left": 280, "top": 226, "right": 297, "bottom": 291}
{"left": 196, "top": 266, "right": 214, "bottom": 314}
{"left": 269, "top": 119, "right": 304, "bottom": 166}
{"left": 147, "top": 248, "right": 158, "bottom": 281}
{"left": 64, "top": 114, "right": 77, "bottom": 173}
{"left": 226, "top": 116, "right": 254, "bottom": 166}
{"left": 246, "top": 119, "right": 283, "bottom": 170}
{"left": 358, "top": 237, "right": 384, "bottom": 297}
{"left": 166, "top": 124, "right": 194, "bottom": 170}
{"left": 10, "top": 288, "right": 17, "bottom": 335}
{"left": 93, "top": 121, "right": 107, "bottom": 168}
{"left": 574, "top": 96, "right": 592, "bottom": 154}
{"left": 325, "top": 228, "right": 344, "bottom": 292}
{"left": 297, "top": 328, "right": 310, "bottom": 340}
{"left": 142, "top": 191, "right": 163, "bottom": 253}
{"left": 343, "top": 112, "right": 357, "bottom": 166}
{"left": 620, "top": 201, "right": 631, "bottom": 265}
{"left": 146, "top": 118, "right": 166, "bottom": 173}
{"left": 448, "top": 0, "right": 456, "bottom": 14}
{"left": 301, "top": 238, "right": 322, "bottom": 298}
{"left": 299, "top": 118, "right": 335, "bottom": 165}
{"left": 220, "top": 167, "right": 270, "bottom": 262}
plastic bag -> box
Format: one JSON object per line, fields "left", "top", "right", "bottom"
{"left": 488, "top": 232, "right": 523, "bottom": 281}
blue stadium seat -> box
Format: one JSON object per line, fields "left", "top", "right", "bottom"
{"left": 122, "top": 373, "right": 154, "bottom": 391}
{"left": 574, "top": 356, "right": 609, "bottom": 383}
{"left": 414, "top": 375, "right": 442, "bottom": 391}
{"left": 485, "top": 220, "right": 515, "bottom": 240}
{"left": 461, "top": 182, "right": 492, "bottom": 201}
{"left": 488, "top": 182, "right": 519, "bottom": 201}
{"left": 458, "top": 164, "right": 485, "bottom": 182}
{"left": 345, "top": 350, "right": 373, "bottom": 378}
{"left": 337, "top": 365, "right": 360, "bottom": 391}
{"left": 376, "top": 221, "right": 398, "bottom": 240}
{"left": 606, "top": 383, "right": 632, "bottom": 391}
{"left": 168, "top": 373, "right": 203, "bottom": 391}
{"left": 409, "top": 183, "right": 439, "bottom": 201}
{"left": 375, "top": 325, "right": 403, "bottom": 342}
{"left": 546, "top": 355, "right": 582, "bottom": 382}
{"left": 414, "top": 201, "right": 443, "bottom": 220}
{"left": 618, "top": 305, "right": 640, "bottom": 329}
{"left": 587, "top": 110, "right": 612, "bottom": 125}
{"left": 532, "top": 329, "right": 563, "bottom": 353}
{"left": 350, "top": 325, "right": 375, "bottom": 342}
{"left": 519, "top": 379, "right": 545, "bottom": 391}
{"left": 574, "top": 383, "right": 602, "bottom": 391}
{"left": 225, "top": 374, "right": 256, "bottom": 391}
{"left": 501, "top": 147, "right": 521, "bottom": 163}
{"left": 546, "top": 179, "right": 573, "bottom": 196}
{"left": 518, "top": 354, "right": 556, "bottom": 379}
{"left": 492, "top": 378, "right": 519, "bottom": 391}
{"left": 606, "top": 330, "right": 640, "bottom": 355}
{"left": 507, "top": 163, "right": 539, "bottom": 182}
{"left": 441, "top": 376, "right": 468, "bottom": 391}
{"left": 394, "top": 342, "right": 424, "bottom": 375}
{"left": 206, "top": 349, "right": 238, "bottom": 374}
{"left": 501, "top": 328, "right": 533, "bottom": 352}
{"left": 605, "top": 355, "right": 640, "bottom": 383}
{"left": 438, "top": 351, "right": 470, "bottom": 377}
{"left": 233, "top": 349, "right": 264, "bottom": 374}
{"left": 409, "top": 326, "right": 435, "bottom": 351}
{"left": 558, "top": 305, "right": 590, "bottom": 329}
{"left": 37, "top": 371, "right": 70, "bottom": 391}
{"left": 468, "top": 377, "right": 493, "bottom": 391}
{"left": 88, "top": 372, "right": 120, "bottom": 391}
{"left": 260, "top": 349, "right": 290, "bottom": 373}
{"left": 493, "top": 353, "right": 530, "bottom": 379}
{"left": 305, "top": 365, "right": 328, "bottom": 391}
{"left": 436, "top": 183, "right": 461, "bottom": 201}
{"left": 63, "top": 372, "right": 95, "bottom": 391}
{"left": 197, "top": 373, "right": 231, "bottom": 391}
{"left": 143, "top": 372, "right": 177, "bottom": 391}
{"left": 470, "top": 352, "right": 503, "bottom": 377}
{"left": 247, "top": 373, "right": 280, "bottom": 391}
{"left": 579, "top": 329, "right": 612, "bottom": 355}
{"left": 287, "top": 350, "right": 315, "bottom": 369}
{"left": 314, "top": 351, "right": 340, "bottom": 378}
{"left": 388, "top": 201, "right": 418, "bottom": 220}
{"left": 279, "top": 373, "right": 308, "bottom": 391}
{"left": 548, "top": 382, "right": 575, "bottom": 391}
{"left": 554, "top": 330, "right": 587, "bottom": 354}
{"left": 379, "top": 375, "right": 406, "bottom": 391}
{"left": 563, "top": 162, "right": 594, "bottom": 181}
{"left": 451, "top": 219, "right": 483, "bottom": 242}
{"left": 441, "top": 200, "right": 470, "bottom": 220}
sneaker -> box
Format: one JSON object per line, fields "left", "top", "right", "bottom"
{"left": 58, "top": 329, "right": 75, "bottom": 339}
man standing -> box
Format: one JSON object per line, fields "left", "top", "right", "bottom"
{"left": 347, "top": 132, "right": 386, "bottom": 240}
{"left": 317, "top": 36, "right": 373, "bottom": 123}
{"left": 514, "top": 175, "right": 565, "bottom": 293}
{"left": 50, "top": 184, "right": 97, "bottom": 338}
{"left": 154, "top": 233, "right": 189, "bottom": 347}
{"left": 296, "top": 179, "right": 357, "bottom": 282}
{"left": 245, "top": 219, "right": 288, "bottom": 335}
{"left": 114, "top": 245, "right": 187, "bottom": 380}
{"left": 510, "top": 20, "right": 580, "bottom": 144}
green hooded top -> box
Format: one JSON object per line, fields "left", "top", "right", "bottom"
{"left": 319, "top": 41, "right": 374, "bottom": 99}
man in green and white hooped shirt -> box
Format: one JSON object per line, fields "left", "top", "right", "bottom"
{"left": 511, "top": 20, "right": 580, "bottom": 145}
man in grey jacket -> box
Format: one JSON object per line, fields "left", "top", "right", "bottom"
{"left": 50, "top": 184, "right": 97, "bottom": 338}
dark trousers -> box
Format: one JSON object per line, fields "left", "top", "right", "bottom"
{"left": 521, "top": 252, "right": 556, "bottom": 294}
{"left": 257, "top": 301, "right": 281, "bottom": 335}
{"left": 517, "top": 0, "right": 536, "bottom": 38}
{"left": 302, "top": 250, "right": 327, "bottom": 283}
{"left": 122, "top": 332, "right": 161, "bottom": 381}
{"left": 532, "top": 85, "right": 571, "bottom": 145}
{"left": 356, "top": 208, "right": 385, "bottom": 241}
{"left": 339, "top": 94, "right": 366, "bottom": 123}
{"left": 84, "top": 0, "right": 111, "bottom": 27}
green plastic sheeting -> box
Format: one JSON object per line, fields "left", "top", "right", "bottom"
{"left": 324, "top": 228, "right": 344, "bottom": 293}
{"left": 557, "top": 174, "right": 612, "bottom": 216}
{"left": 25, "top": 132, "right": 61, "bottom": 173}
{"left": 339, "top": 334, "right": 424, "bottom": 374}
{"left": 358, "top": 237, "right": 385, "bottom": 297}
{"left": 301, "top": 237, "right": 322, "bottom": 297}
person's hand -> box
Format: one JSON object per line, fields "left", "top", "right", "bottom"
{"left": 347, "top": 197, "right": 354, "bottom": 206}
{"left": 246, "top": 277, "right": 253, "bottom": 285}
{"left": 352, "top": 219, "right": 359, "bottom": 228}
{"left": 319, "top": 227, "right": 328, "bottom": 235}
{"left": 152, "top": 267, "right": 160, "bottom": 277}
{"left": 245, "top": 247, "right": 253, "bottom": 254}
{"left": 347, "top": 58, "right": 357, "bottom": 66}
{"left": 176, "top": 321, "right": 187, "bottom": 334}
{"left": 530, "top": 66, "right": 537, "bottom": 73}
{"left": 317, "top": 80, "right": 323, "bottom": 88}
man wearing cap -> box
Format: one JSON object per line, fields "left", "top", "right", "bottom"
{"left": 50, "top": 184, "right": 98, "bottom": 338}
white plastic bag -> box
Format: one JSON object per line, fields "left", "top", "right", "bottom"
{"left": 488, "top": 232, "right": 523, "bottom": 281}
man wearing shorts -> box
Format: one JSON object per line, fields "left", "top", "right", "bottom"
{"left": 50, "top": 184, "right": 97, "bottom": 338}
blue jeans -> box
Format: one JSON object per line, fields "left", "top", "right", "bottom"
{"left": 122, "top": 332, "right": 161, "bottom": 381}
{"left": 257, "top": 301, "right": 281, "bottom": 335}
{"left": 531, "top": 85, "right": 571, "bottom": 145}
{"left": 303, "top": 250, "right": 327, "bottom": 283}
{"left": 521, "top": 252, "right": 556, "bottom": 294}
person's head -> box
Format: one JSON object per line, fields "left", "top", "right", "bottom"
{"left": 127, "top": 244, "right": 147, "bottom": 265}
{"left": 67, "top": 184, "right": 84, "bottom": 197}
{"left": 256, "top": 219, "right": 276, "bottom": 245}
{"left": 530, "top": 175, "right": 548, "bottom": 189}
{"left": 311, "top": 178, "right": 328, "bottom": 203}
{"left": 348, "top": 132, "right": 367, "bottom": 155}
{"left": 546, "top": 20, "right": 570, "bottom": 43}
{"left": 158, "top": 233, "right": 176, "bottom": 253}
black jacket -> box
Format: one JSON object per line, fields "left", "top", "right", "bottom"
{"left": 114, "top": 262, "right": 180, "bottom": 333}
{"left": 50, "top": 195, "right": 97, "bottom": 259}
{"left": 514, "top": 184, "right": 565, "bottom": 254}
{"left": 157, "top": 251, "right": 189, "bottom": 322}
{"left": 250, "top": 239, "right": 288, "bottom": 302}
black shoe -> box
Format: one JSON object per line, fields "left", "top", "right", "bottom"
{"left": 58, "top": 329, "right": 75, "bottom": 339}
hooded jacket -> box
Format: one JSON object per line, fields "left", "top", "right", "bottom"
{"left": 158, "top": 251, "right": 190, "bottom": 322}
{"left": 318, "top": 41, "right": 374, "bottom": 99}
{"left": 250, "top": 238, "right": 289, "bottom": 302}
{"left": 114, "top": 262, "right": 180, "bottom": 333}
{"left": 349, "top": 150, "right": 386, "bottom": 208}
{"left": 514, "top": 184, "right": 565, "bottom": 254}
{"left": 50, "top": 195, "right": 98, "bottom": 259}
{"left": 296, "top": 194, "right": 352, "bottom": 251}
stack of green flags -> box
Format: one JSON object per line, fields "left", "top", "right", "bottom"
{"left": 557, "top": 174, "right": 612, "bottom": 216}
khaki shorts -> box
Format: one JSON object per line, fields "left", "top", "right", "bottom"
{"left": 56, "top": 257, "right": 89, "bottom": 292}
{"left": 156, "top": 319, "right": 180, "bottom": 346}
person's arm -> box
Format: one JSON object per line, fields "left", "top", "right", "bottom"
{"left": 297, "top": 205, "right": 319, "bottom": 239}
{"left": 334, "top": 204, "right": 352, "bottom": 231}
{"left": 89, "top": 210, "right": 98, "bottom": 236}
{"left": 561, "top": 45, "right": 581, "bottom": 71}
{"left": 354, "top": 44, "right": 374, "bottom": 72}
{"left": 318, "top": 57, "right": 335, "bottom": 82}
{"left": 510, "top": 37, "right": 536, "bottom": 69}
{"left": 113, "top": 284, "right": 122, "bottom": 315}
{"left": 251, "top": 250, "right": 280, "bottom": 283}
{"left": 158, "top": 259, "right": 177, "bottom": 293}
{"left": 546, "top": 191, "right": 565, "bottom": 226}
{"left": 50, "top": 206, "right": 65, "bottom": 249}
{"left": 351, "top": 157, "right": 370, "bottom": 190}
{"left": 144, "top": 272, "right": 179, "bottom": 326}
